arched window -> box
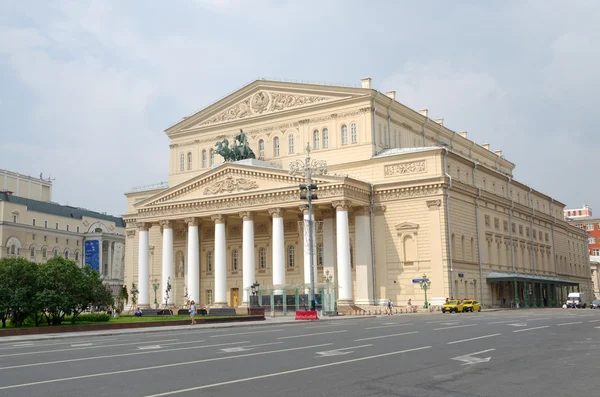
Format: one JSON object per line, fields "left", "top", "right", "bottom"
{"left": 53, "top": 248, "right": 59, "bottom": 257}
{"left": 288, "top": 134, "right": 294, "bottom": 153}
{"left": 207, "top": 251, "right": 213, "bottom": 272}
{"left": 258, "top": 140, "right": 265, "bottom": 158}
{"left": 30, "top": 245, "right": 36, "bottom": 259}
{"left": 232, "top": 249, "right": 239, "bottom": 271}
{"left": 273, "top": 137, "right": 280, "bottom": 157}
{"left": 318, "top": 243, "right": 323, "bottom": 268}
{"left": 287, "top": 245, "right": 295, "bottom": 268}
{"left": 341, "top": 125, "right": 348, "bottom": 145}
{"left": 187, "top": 152, "right": 192, "bottom": 170}
{"left": 259, "top": 247, "right": 266, "bottom": 269}
{"left": 75, "top": 250, "right": 80, "bottom": 262}
{"left": 313, "top": 130, "right": 319, "bottom": 149}
{"left": 350, "top": 123, "right": 357, "bottom": 143}
{"left": 42, "top": 246, "right": 47, "bottom": 259}
{"left": 322, "top": 128, "right": 329, "bottom": 148}
{"left": 209, "top": 149, "right": 215, "bottom": 166}
{"left": 64, "top": 249, "right": 70, "bottom": 260}
{"left": 179, "top": 153, "right": 184, "bottom": 171}
{"left": 202, "top": 150, "right": 207, "bottom": 168}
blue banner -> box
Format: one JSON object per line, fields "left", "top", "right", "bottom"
{"left": 85, "top": 240, "right": 99, "bottom": 271}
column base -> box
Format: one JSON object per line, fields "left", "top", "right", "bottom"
{"left": 336, "top": 300, "right": 364, "bottom": 315}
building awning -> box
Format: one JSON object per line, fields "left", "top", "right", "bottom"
{"left": 486, "top": 272, "right": 579, "bottom": 286}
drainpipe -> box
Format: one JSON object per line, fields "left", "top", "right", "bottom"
{"left": 369, "top": 183, "right": 377, "bottom": 304}
{"left": 371, "top": 93, "right": 379, "bottom": 156}
{"left": 473, "top": 162, "right": 485, "bottom": 307}
{"left": 508, "top": 178, "right": 516, "bottom": 273}
{"left": 443, "top": 147, "right": 454, "bottom": 299}
{"left": 528, "top": 187, "right": 537, "bottom": 274}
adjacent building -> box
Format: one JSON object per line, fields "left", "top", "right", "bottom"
{"left": 123, "top": 78, "right": 592, "bottom": 311}
{"left": 564, "top": 204, "right": 592, "bottom": 220}
{"left": 0, "top": 171, "right": 126, "bottom": 293}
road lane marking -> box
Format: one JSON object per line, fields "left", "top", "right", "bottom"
{"left": 451, "top": 349, "right": 495, "bottom": 365}
{"left": 0, "top": 341, "right": 250, "bottom": 371}
{"left": 354, "top": 331, "right": 418, "bottom": 341}
{"left": 365, "top": 323, "right": 413, "bottom": 330}
{"left": 447, "top": 333, "right": 501, "bottom": 345}
{"left": 507, "top": 323, "right": 528, "bottom": 327}
{"left": 306, "top": 323, "right": 356, "bottom": 329}
{"left": 315, "top": 344, "right": 372, "bottom": 357}
{"left": 277, "top": 330, "right": 347, "bottom": 340}
{"left": 0, "top": 339, "right": 180, "bottom": 358}
{"left": 513, "top": 325, "right": 549, "bottom": 333}
{"left": 210, "top": 328, "right": 284, "bottom": 338}
{"left": 433, "top": 324, "right": 477, "bottom": 331}
{"left": 71, "top": 343, "right": 93, "bottom": 347}
{"left": 0, "top": 337, "right": 118, "bottom": 351}
{"left": 142, "top": 345, "right": 432, "bottom": 396}
{"left": 138, "top": 345, "right": 162, "bottom": 350}
{"left": 487, "top": 320, "right": 517, "bottom": 324}
{"left": 219, "top": 342, "right": 282, "bottom": 353}
{"left": 588, "top": 319, "right": 600, "bottom": 323}
{"left": 557, "top": 321, "right": 583, "bottom": 326}
{"left": 0, "top": 343, "right": 333, "bottom": 391}
{"left": 159, "top": 340, "right": 206, "bottom": 347}
{"left": 525, "top": 317, "right": 551, "bottom": 321}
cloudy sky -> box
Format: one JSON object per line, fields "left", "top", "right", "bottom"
{"left": 1, "top": 0, "right": 598, "bottom": 217}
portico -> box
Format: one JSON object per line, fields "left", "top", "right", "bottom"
{"left": 126, "top": 161, "right": 372, "bottom": 311}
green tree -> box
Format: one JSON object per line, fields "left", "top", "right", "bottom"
{"left": 36, "top": 257, "right": 113, "bottom": 325}
{"left": 0, "top": 257, "right": 39, "bottom": 328}
{"left": 116, "top": 285, "right": 129, "bottom": 312}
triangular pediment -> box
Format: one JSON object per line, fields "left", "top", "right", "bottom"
{"left": 395, "top": 222, "right": 420, "bottom": 232}
{"left": 136, "top": 162, "right": 334, "bottom": 208}
{"left": 166, "top": 80, "right": 370, "bottom": 134}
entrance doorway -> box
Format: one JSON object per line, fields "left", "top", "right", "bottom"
{"left": 230, "top": 288, "right": 239, "bottom": 308}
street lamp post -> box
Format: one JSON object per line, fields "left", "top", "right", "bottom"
{"left": 419, "top": 274, "right": 432, "bottom": 309}
{"left": 290, "top": 144, "right": 327, "bottom": 312}
{"left": 152, "top": 278, "right": 159, "bottom": 307}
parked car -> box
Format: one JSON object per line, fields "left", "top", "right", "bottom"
{"left": 442, "top": 299, "right": 464, "bottom": 313}
{"left": 461, "top": 300, "right": 481, "bottom": 312}
{"left": 590, "top": 300, "right": 600, "bottom": 309}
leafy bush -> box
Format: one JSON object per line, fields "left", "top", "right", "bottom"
{"left": 66, "top": 313, "right": 110, "bottom": 323}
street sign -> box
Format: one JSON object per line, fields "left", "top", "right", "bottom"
{"left": 412, "top": 278, "right": 429, "bottom": 283}
{"left": 458, "top": 273, "right": 464, "bottom": 278}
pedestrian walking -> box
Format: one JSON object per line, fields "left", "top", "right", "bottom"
{"left": 407, "top": 299, "right": 413, "bottom": 313}
{"left": 190, "top": 300, "right": 197, "bottom": 325}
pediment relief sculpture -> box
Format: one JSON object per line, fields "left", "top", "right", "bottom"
{"left": 199, "top": 90, "right": 334, "bottom": 126}
{"left": 203, "top": 175, "right": 259, "bottom": 195}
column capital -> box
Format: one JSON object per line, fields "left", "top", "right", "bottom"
{"left": 239, "top": 211, "right": 255, "bottom": 221}
{"left": 374, "top": 204, "right": 387, "bottom": 215}
{"left": 332, "top": 200, "right": 350, "bottom": 212}
{"left": 184, "top": 217, "right": 199, "bottom": 227}
{"left": 211, "top": 214, "right": 225, "bottom": 224}
{"left": 137, "top": 222, "right": 151, "bottom": 232}
{"left": 159, "top": 220, "right": 173, "bottom": 229}
{"left": 299, "top": 205, "right": 309, "bottom": 215}
{"left": 268, "top": 208, "right": 284, "bottom": 218}
{"left": 354, "top": 206, "right": 370, "bottom": 217}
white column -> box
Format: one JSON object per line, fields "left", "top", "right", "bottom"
{"left": 160, "top": 220, "right": 174, "bottom": 305}
{"left": 185, "top": 218, "right": 200, "bottom": 303}
{"left": 322, "top": 212, "right": 336, "bottom": 281}
{"left": 107, "top": 241, "right": 113, "bottom": 279}
{"left": 269, "top": 208, "right": 285, "bottom": 293}
{"left": 240, "top": 211, "right": 255, "bottom": 306}
{"left": 137, "top": 223, "right": 150, "bottom": 307}
{"left": 334, "top": 201, "right": 353, "bottom": 304}
{"left": 212, "top": 214, "right": 228, "bottom": 306}
{"left": 354, "top": 207, "right": 374, "bottom": 305}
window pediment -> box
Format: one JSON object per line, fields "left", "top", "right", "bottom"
{"left": 396, "top": 222, "right": 419, "bottom": 236}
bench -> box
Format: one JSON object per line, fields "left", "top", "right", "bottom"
{"left": 208, "top": 308, "right": 237, "bottom": 316}
{"left": 177, "top": 309, "right": 208, "bottom": 316}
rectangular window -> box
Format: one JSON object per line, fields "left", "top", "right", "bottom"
{"left": 587, "top": 224, "right": 594, "bottom": 231}
{"left": 66, "top": 239, "right": 69, "bottom": 245}
{"left": 77, "top": 240, "right": 79, "bottom": 246}
{"left": 44, "top": 220, "right": 48, "bottom": 228}
{"left": 44, "top": 236, "right": 47, "bottom": 242}
{"left": 66, "top": 225, "right": 70, "bottom": 232}
{"left": 32, "top": 234, "right": 35, "bottom": 240}
{"left": 206, "top": 290, "right": 213, "bottom": 306}
{"left": 56, "top": 237, "right": 59, "bottom": 243}
{"left": 593, "top": 249, "right": 600, "bottom": 256}
{"left": 33, "top": 219, "right": 36, "bottom": 226}
{"left": 56, "top": 222, "right": 59, "bottom": 230}
{"left": 77, "top": 226, "right": 80, "bottom": 233}
{"left": 588, "top": 237, "right": 596, "bottom": 244}
{"left": 13, "top": 215, "right": 17, "bottom": 223}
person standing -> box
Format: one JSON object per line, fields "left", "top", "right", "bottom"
{"left": 387, "top": 299, "right": 393, "bottom": 315}
{"left": 190, "top": 300, "right": 197, "bottom": 325}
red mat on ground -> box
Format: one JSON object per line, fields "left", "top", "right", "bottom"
{"left": 295, "top": 310, "right": 319, "bottom": 320}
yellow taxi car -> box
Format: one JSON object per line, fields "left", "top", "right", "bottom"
{"left": 441, "top": 299, "right": 464, "bottom": 313}
{"left": 461, "top": 300, "right": 481, "bottom": 312}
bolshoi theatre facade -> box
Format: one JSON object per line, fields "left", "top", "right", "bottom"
{"left": 123, "top": 78, "right": 592, "bottom": 312}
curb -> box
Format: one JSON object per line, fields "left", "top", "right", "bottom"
{"left": 0, "top": 315, "right": 375, "bottom": 343}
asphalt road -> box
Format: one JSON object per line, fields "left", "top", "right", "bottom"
{"left": 1, "top": 309, "right": 599, "bottom": 397}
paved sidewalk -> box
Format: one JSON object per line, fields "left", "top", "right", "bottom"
{"left": 0, "top": 315, "right": 375, "bottom": 342}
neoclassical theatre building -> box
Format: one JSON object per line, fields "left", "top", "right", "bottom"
{"left": 123, "top": 78, "right": 591, "bottom": 311}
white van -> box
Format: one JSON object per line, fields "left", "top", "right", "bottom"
{"left": 566, "top": 292, "right": 586, "bottom": 308}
